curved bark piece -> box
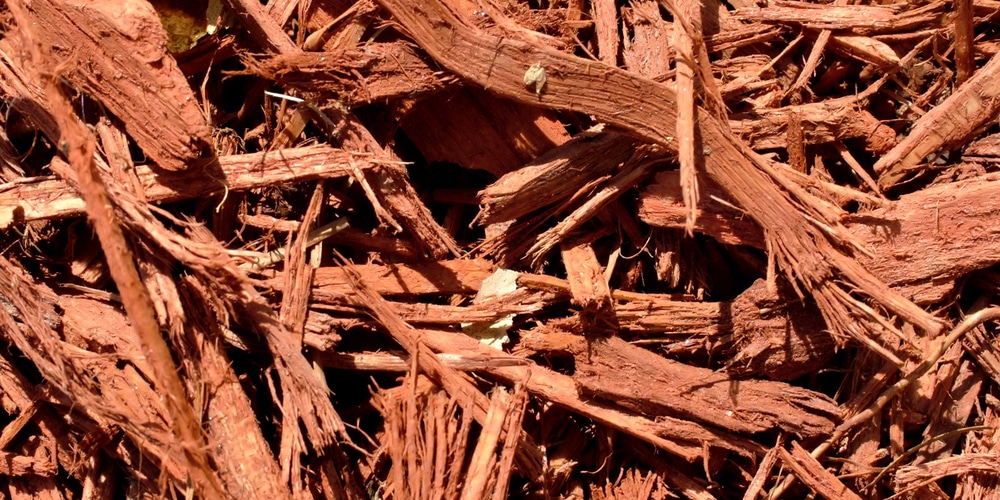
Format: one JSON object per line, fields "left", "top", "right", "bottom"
{"left": 11, "top": 0, "right": 212, "bottom": 171}
{"left": 376, "top": 0, "right": 943, "bottom": 361}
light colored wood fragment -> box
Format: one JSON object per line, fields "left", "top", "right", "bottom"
{"left": 315, "top": 350, "right": 529, "bottom": 371}
{"left": 875, "top": 51, "right": 1000, "bottom": 188}
{"left": 478, "top": 130, "right": 642, "bottom": 224}
{"left": 591, "top": 0, "right": 620, "bottom": 65}
{"left": 779, "top": 441, "right": 864, "bottom": 500}
{"left": 670, "top": 0, "right": 701, "bottom": 233}
{"left": 0, "top": 145, "right": 374, "bottom": 229}
{"left": 734, "top": 1, "right": 941, "bottom": 33}
{"left": 224, "top": 0, "right": 299, "bottom": 53}
{"left": 828, "top": 34, "right": 900, "bottom": 68}
{"left": 560, "top": 241, "right": 617, "bottom": 333}
{"left": 897, "top": 454, "right": 1000, "bottom": 490}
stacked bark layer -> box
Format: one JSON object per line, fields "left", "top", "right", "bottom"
{"left": 1, "top": 0, "right": 1000, "bottom": 498}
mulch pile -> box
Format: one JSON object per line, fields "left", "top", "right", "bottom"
{"left": 1, "top": 0, "right": 1000, "bottom": 498}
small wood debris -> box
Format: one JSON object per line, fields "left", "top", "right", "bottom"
{"left": 1, "top": 0, "right": 1000, "bottom": 498}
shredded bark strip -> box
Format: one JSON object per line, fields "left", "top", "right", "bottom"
{"left": 2, "top": 0, "right": 1000, "bottom": 497}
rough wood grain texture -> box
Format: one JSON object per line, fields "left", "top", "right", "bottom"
{"left": 876, "top": 51, "right": 1000, "bottom": 188}
{"left": 375, "top": 0, "right": 943, "bottom": 358}
{"left": 640, "top": 171, "right": 1000, "bottom": 305}
{"left": 733, "top": 1, "right": 943, "bottom": 34}
{"left": 550, "top": 335, "right": 841, "bottom": 436}
{"left": 956, "top": 409, "right": 1000, "bottom": 498}
{"left": 244, "top": 43, "right": 458, "bottom": 106}
{"left": 5, "top": 0, "right": 1000, "bottom": 496}
{"left": 337, "top": 263, "right": 546, "bottom": 477}
{"left": 622, "top": 1, "right": 672, "bottom": 77}
{"left": 10, "top": 0, "right": 211, "bottom": 172}
{"left": 232, "top": 1, "right": 461, "bottom": 260}
{"left": 477, "top": 129, "right": 642, "bottom": 224}
{"left": 560, "top": 240, "right": 618, "bottom": 334}
{"left": 590, "top": 0, "right": 620, "bottom": 64}
{"left": 730, "top": 98, "right": 897, "bottom": 154}
{"left": 416, "top": 327, "right": 766, "bottom": 464}
{"left": 779, "top": 441, "right": 863, "bottom": 500}
{"left": 0, "top": 145, "right": 382, "bottom": 228}
{"left": 223, "top": 0, "right": 299, "bottom": 53}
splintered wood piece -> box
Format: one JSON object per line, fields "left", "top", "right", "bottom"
{"left": 895, "top": 454, "right": 1000, "bottom": 492}
{"left": 553, "top": 335, "right": 840, "bottom": 436}
{"left": 490, "top": 386, "right": 527, "bottom": 500}
{"left": 416, "top": 327, "right": 766, "bottom": 462}
{"left": 733, "top": 1, "right": 942, "bottom": 34}
{"left": 779, "top": 441, "right": 863, "bottom": 500}
{"left": 590, "top": 0, "right": 620, "bottom": 64}
{"left": 326, "top": 107, "right": 462, "bottom": 259}
{"left": 223, "top": 0, "right": 299, "bottom": 53}
{"left": 477, "top": 130, "right": 642, "bottom": 224}
{"left": 827, "top": 34, "right": 900, "bottom": 68}
{"left": 639, "top": 171, "right": 764, "bottom": 246}
{"left": 279, "top": 182, "right": 324, "bottom": 341}
{"left": 171, "top": 279, "right": 292, "bottom": 498}
{"left": 338, "top": 263, "right": 545, "bottom": 477}
{"left": 560, "top": 240, "right": 618, "bottom": 334}
{"left": 9, "top": 0, "right": 211, "bottom": 172}
{"left": 244, "top": 43, "right": 457, "bottom": 106}
{"left": 375, "top": 376, "right": 473, "bottom": 499}
{"left": 963, "top": 323, "right": 1000, "bottom": 387}
{"left": 955, "top": 0, "right": 975, "bottom": 85}
{"left": 622, "top": 0, "right": 672, "bottom": 77}
{"left": 956, "top": 410, "right": 1000, "bottom": 497}
{"left": 876, "top": 51, "right": 1000, "bottom": 188}
{"left": 525, "top": 152, "right": 660, "bottom": 264}
{"left": 0, "top": 452, "right": 56, "bottom": 477}
{"left": 298, "top": 258, "right": 495, "bottom": 296}
{"left": 461, "top": 387, "right": 525, "bottom": 500}
{"left": 231, "top": 2, "right": 460, "bottom": 260}
{"left": 316, "top": 350, "right": 529, "bottom": 371}
{"left": 462, "top": 388, "right": 509, "bottom": 500}
{"left": 730, "top": 99, "right": 897, "bottom": 154}
{"left": 34, "top": 45, "right": 222, "bottom": 495}
{"left": 640, "top": 171, "right": 1000, "bottom": 305}
{"left": 726, "top": 279, "right": 836, "bottom": 381}
{"left": 0, "top": 145, "right": 376, "bottom": 229}
{"left": 670, "top": 0, "right": 702, "bottom": 234}
{"left": 0, "top": 256, "right": 194, "bottom": 492}
{"left": 311, "top": 292, "right": 550, "bottom": 326}
{"left": 375, "top": 0, "right": 943, "bottom": 347}
{"left": 302, "top": 258, "right": 835, "bottom": 380}
{"left": 915, "top": 358, "right": 983, "bottom": 463}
